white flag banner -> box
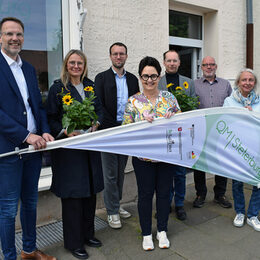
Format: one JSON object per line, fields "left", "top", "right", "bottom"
{"left": 20, "top": 107, "right": 260, "bottom": 187}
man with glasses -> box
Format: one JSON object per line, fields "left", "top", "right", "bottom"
{"left": 193, "top": 56, "right": 232, "bottom": 208}
{"left": 0, "top": 17, "right": 55, "bottom": 260}
{"left": 95, "top": 42, "right": 139, "bottom": 229}
{"left": 158, "top": 50, "right": 195, "bottom": 221}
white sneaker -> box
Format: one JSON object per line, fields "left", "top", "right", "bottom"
{"left": 156, "top": 231, "right": 170, "bottom": 249}
{"left": 233, "top": 213, "right": 245, "bottom": 227}
{"left": 119, "top": 207, "right": 131, "bottom": 219}
{"left": 107, "top": 214, "right": 122, "bottom": 229}
{"left": 142, "top": 234, "right": 154, "bottom": 251}
{"left": 247, "top": 216, "right": 260, "bottom": 231}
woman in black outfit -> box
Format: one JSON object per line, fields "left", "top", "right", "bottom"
{"left": 47, "top": 49, "right": 103, "bottom": 259}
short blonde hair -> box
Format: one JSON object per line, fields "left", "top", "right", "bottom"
{"left": 235, "top": 68, "right": 259, "bottom": 95}
{"left": 60, "top": 49, "right": 88, "bottom": 87}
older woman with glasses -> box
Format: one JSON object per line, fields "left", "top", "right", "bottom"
{"left": 223, "top": 68, "right": 260, "bottom": 232}
{"left": 123, "top": 56, "right": 180, "bottom": 251}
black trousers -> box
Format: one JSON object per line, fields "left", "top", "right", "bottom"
{"left": 61, "top": 195, "right": 96, "bottom": 250}
{"left": 193, "top": 170, "right": 227, "bottom": 198}
{"left": 132, "top": 157, "right": 174, "bottom": 236}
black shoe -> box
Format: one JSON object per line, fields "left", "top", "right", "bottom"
{"left": 214, "top": 196, "right": 232, "bottom": 208}
{"left": 193, "top": 196, "right": 205, "bottom": 208}
{"left": 175, "top": 206, "right": 186, "bottom": 220}
{"left": 85, "top": 237, "right": 102, "bottom": 247}
{"left": 71, "top": 248, "right": 89, "bottom": 259}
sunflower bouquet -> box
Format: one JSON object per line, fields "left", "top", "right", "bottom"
{"left": 61, "top": 86, "right": 98, "bottom": 134}
{"left": 167, "top": 81, "right": 199, "bottom": 112}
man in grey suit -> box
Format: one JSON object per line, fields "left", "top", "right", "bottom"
{"left": 158, "top": 50, "right": 195, "bottom": 220}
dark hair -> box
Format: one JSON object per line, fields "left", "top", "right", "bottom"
{"left": 163, "top": 50, "right": 180, "bottom": 61}
{"left": 138, "top": 56, "right": 161, "bottom": 76}
{"left": 0, "top": 17, "right": 24, "bottom": 33}
{"left": 109, "top": 42, "right": 127, "bottom": 55}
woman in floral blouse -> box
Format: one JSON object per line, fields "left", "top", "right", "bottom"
{"left": 123, "top": 56, "right": 180, "bottom": 251}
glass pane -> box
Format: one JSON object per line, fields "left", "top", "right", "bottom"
{"left": 0, "top": 0, "right": 63, "bottom": 167}
{"left": 0, "top": 0, "right": 63, "bottom": 98}
{"left": 169, "top": 10, "right": 202, "bottom": 40}
{"left": 169, "top": 45, "right": 192, "bottom": 78}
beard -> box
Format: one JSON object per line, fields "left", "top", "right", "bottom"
{"left": 204, "top": 72, "right": 215, "bottom": 79}
{"left": 112, "top": 61, "right": 125, "bottom": 69}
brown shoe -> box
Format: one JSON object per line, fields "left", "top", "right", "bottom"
{"left": 21, "top": 249, "right": 57, "bottom": 260}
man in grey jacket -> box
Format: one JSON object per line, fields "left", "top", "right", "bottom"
{"left": 158, "top": 50, "right": 195, "bottom": 220}
{"left": 158, "top": 50, "right": 195, "bottom": 97}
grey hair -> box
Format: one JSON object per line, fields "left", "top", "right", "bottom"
{"left": 235, "top": 68, "right": 259, "bottom": 95}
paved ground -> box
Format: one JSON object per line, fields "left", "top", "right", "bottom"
{"left": 16, "top": 174, "right": 260, "bottom": 260}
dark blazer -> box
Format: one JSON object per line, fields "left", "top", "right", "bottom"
{"left": 94, "top": 67, "right": 139, "bottom": 129}
{"left": 46, "top": 78, "right": 104, "bottom": 198}
{"left": 0, "top": 51, "right": 50, "bottom": 160}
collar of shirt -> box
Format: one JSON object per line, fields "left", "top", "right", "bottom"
{"left": 112, "top": 67, "right": 126, "bottom": 78}
{"left": 1, "top": 49, "right": 22, "bottom": 67}
{"left": 202, "top": 76, "right": 219, "bottom": 84}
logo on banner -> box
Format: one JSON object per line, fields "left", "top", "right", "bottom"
{"left": 166, "top": 129, "right": 175, "bottom": 152}
{"left": 216, "top": 120, "right": 260, "bottom": 177}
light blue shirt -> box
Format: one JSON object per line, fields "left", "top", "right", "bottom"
{"left": 223, "top": 94, "right": 260, "bottom": 112}
{"left": 112, "top": 68, "right": 128, "bottom": 122}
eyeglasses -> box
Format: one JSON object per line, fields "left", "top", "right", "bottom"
{"left": 141, "top": 74, "right": 159, "bottom": 81}
{"left": 68, "top": 61, "right": 84, "bottom": 66}
{"left": 111, "top": 52, "right": 126, "bottom": 57}
{"left": 201, "top": 63, "right": 216, "bottom": 67}
{"left": 1, "top": 32, "right": 24, "bottom": 38}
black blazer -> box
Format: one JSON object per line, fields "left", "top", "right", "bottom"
{"left": 94, "top": 67, "right": 139, "bottom": 129}
{"left": 46, "top": 78, "right": 104, "bottom": 198}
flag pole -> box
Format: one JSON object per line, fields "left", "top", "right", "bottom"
{"left": 0, "top": 146, "right": 34, "bottom": 158}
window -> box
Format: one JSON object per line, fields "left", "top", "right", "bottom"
{"left": 169, "top": 10, "right": 203, "bottom": 79}
{"left": 169, "top": 10, "right": 202, "bottom": 40}
{"left": 0, "top": 0, "right": 63, "bottom": 99}
{"left": 0, "top": 0, "right": 63, "bottom": 168}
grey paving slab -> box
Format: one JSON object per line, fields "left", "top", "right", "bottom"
{"left": 194, "top": 215, "right": 252, "bottom": 244}
{"left": 179, "top": 207, "right": 220, "bottom": 226}
{"left": 189, "top": 243, "right": 255, "bottom": 260}
{"left": 13, "top": 175, "right": 260, "bottom": 260}
{"left": 162, "top": 254, "right": 187, "bottom": 260}
{"left": 168, "top": 226, "right": 219, "bottom": 259}
{"left": 230, "top": 226, "right": 260, "bottom": 258}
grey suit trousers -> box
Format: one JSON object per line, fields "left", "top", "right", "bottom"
{"left": 101, "top": 152, "right": 128, "bottom": 215}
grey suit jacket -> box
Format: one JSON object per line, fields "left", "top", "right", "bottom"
{"left": 158, "top": 74, "right": 195, "bottom": 97}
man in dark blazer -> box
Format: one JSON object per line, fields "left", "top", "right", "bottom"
{"left": 95, "top": 42, "right": 139, "bottom": 229}
{"left": 0, "top": 17, "right": 55, "bottom": 260}
{"left": 158, "top": 50, "right": 195, "bottom": 221}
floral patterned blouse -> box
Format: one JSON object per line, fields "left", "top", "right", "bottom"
{"left": 123, "top": 90, "right": 180, "bottom": 125}
{"left": 122, "top": 90, "right": 180, "bottom": 162}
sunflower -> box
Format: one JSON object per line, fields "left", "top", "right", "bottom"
{"left": 175, "top": 86, "right": 183, "bottom": 90}
{"left": 62, "top": 94, "right": 73, "bottom": 105}
{"left": 183, "top": 81, "right": 189, "bottom": 89}
{"left": 84, "top": 86, "right": 94, "bottom": 92}
{"left": 166, "top": 83, "right": 174, "bottom": 88}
